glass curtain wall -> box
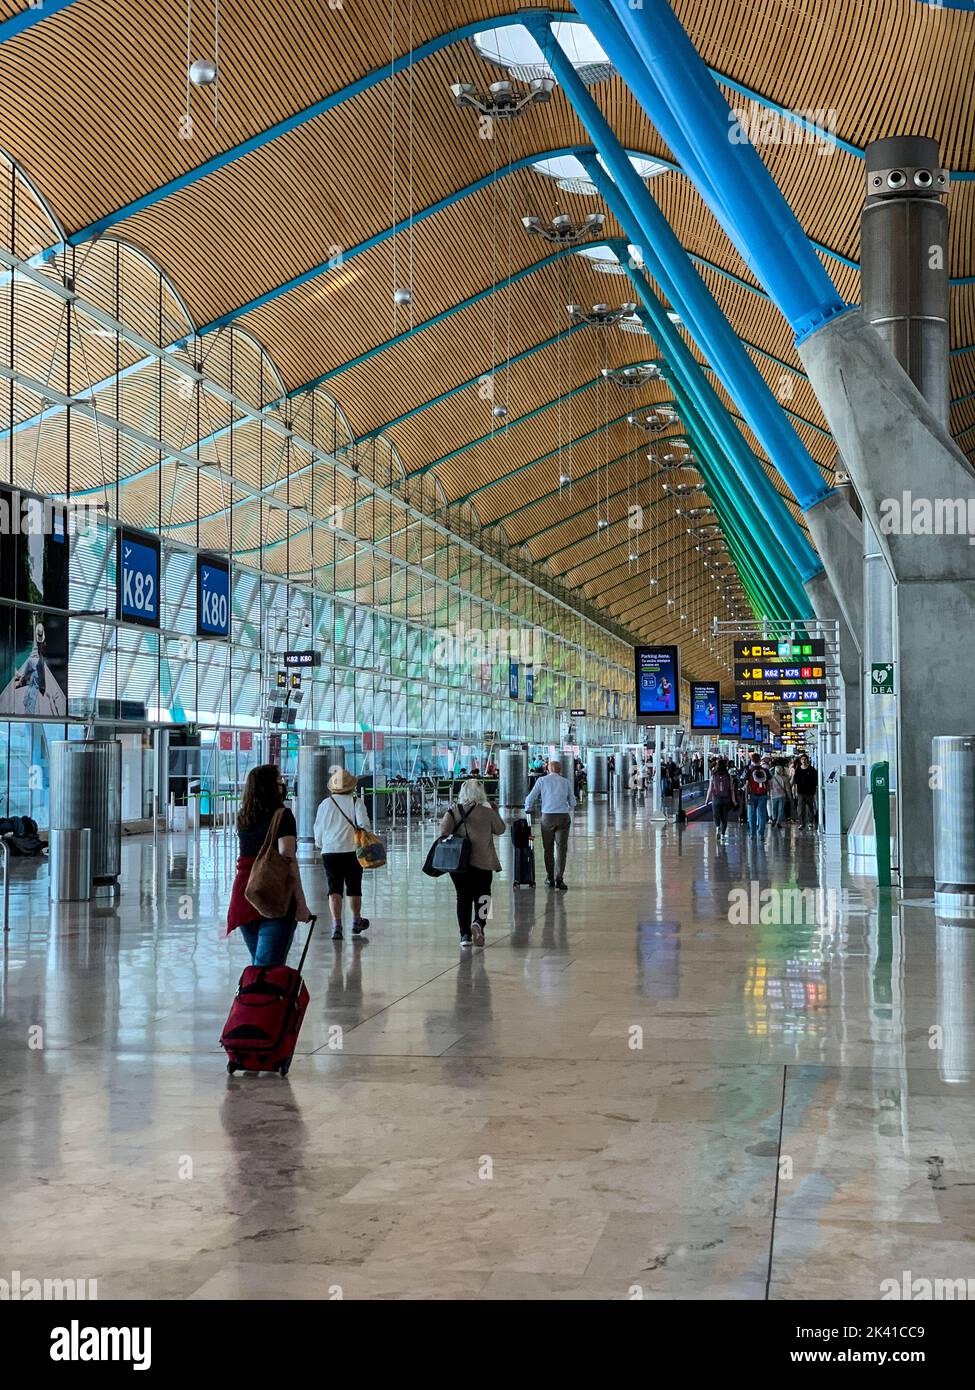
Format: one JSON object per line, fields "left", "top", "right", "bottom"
{"left": 0, "top": 155, "right": 640, "bottom": 821}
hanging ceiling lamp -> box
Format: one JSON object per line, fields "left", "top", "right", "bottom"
{"left": 522, "top": 212, "right": 605, "bottom": 245}
{"left": 602, "top": 365, "right": 661, "bottom": 388}
{"left": 567, "top": 301, "right": 637, "bottom": 328}
{"left": 450, "top": 78, "right": 554, "bottom": 121}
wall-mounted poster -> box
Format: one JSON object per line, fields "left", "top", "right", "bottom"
{"left": 0, "top": 485, "right": 69, "bottom": 718}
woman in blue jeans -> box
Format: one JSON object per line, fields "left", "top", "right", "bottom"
{"left": 227, "top": 764, "right": 313, "bottom": 965}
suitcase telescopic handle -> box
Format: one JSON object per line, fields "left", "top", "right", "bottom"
{"left": 297, "top": 914, "right": 317, "bottom": 976}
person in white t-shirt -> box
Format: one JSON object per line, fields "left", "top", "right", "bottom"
{"left": 314, "top": 767, "right": 373, "bottom": 942}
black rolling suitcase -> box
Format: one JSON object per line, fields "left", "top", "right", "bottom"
{"left": 513, "top": 843, "right": 535, "bottom": 888}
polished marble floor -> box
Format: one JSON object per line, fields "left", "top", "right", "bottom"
{"left": 1, "top": 798, "right": 974, "bottom": 1300}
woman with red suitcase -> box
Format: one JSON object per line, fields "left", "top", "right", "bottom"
{"left": 227, "top": 764, "right": 313, "bottom": 965}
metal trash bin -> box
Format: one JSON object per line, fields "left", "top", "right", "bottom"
{"left": 933, "top": 735, "right": 975, "bottom": 909}
{"left": 49, "top": 827, "right": 92, "bottom": 903}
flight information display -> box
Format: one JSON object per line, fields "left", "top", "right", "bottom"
{"left": 741, "top": 711, "right": 755, "bottom": 741}
{"left": 737, "top": 685, "right": 828, "bottom": 704}
{"left": 734, "top": 662, "right": 826, "bottom": 682}
{"left": 720, "top": 700, "right": 740, "bottom": 737}
{"left": 734, "top": 639, "right": 826, "bottom": 661}
{"left": 690, "top": 681, "right": 719, "bottom": 731}
{"left": 635, "top": 645, "right": 680, "bottom": 725}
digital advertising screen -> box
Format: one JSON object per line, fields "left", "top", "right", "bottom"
{"left": 690, "top": 681, "right": 720, "bottom": 731}
{"left": 634, "top": 645, "right": 680, "bottom": 726}
{"left": 756, "top": 720, "right": 765, "bottom": 744}
{"left": 0, "top": 485, "right": 69, "bottom": 719}
{"left": 508, "top": 662, "right": 519, "bottom": 700}
{"left": 720, "top": 700, "right": 740, "bottom": 737}
{"left": 525, "top": 667, "right": 534, "bottom": 703}
{"left": 117, "top": 528, "right": 161, "bottom": 628}
{"left": 741, "top": 711, "right": 755, "bottom": 741}
{"left": 197, "top": 554, "right": 230, "bottom": 639}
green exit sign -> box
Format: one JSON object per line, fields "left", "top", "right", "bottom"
{"left": 794, "top": 707, "right": 825, "bottom": 726}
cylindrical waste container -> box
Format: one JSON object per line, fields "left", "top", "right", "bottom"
{"left": 932, "top": 735, "right": 975, "bottom": 907}
{"left": 498, "top": 748, "right": 528, "bottom": 808}
{"left": 50, "top": 741, "right": 122, "bottom": 885}
{"left": 49, "top": 827, "right": 92, "bottom": 903}
{"left": 297, "top": 748, "right": 332, "bottom": 847}
{"left": 586, "top": 750, "right": 608, "bottom": 797}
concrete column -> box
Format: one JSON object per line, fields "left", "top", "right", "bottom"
{"left": 799, "top": 139, "right": 974, "bottom": 891}
{"left": 862, "top": 137, "right": 948, "bottom": 886}
{"left": 860, "top": 137, "right": 949, "bottom": 802}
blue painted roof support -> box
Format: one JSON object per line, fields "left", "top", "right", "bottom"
{"left": 591, "top": 0, "right": 851, "bottom": 341}
{"left": 0, "top": 0, "right": 81, "bottom": 43}
{"left": 532, "top": 19, "right": 834, "bottom": 517}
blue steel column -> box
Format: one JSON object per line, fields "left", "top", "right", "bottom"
{"left": 598, "top": 0, "right": 850, "bottom": 342}
{"left": 626, "top": 281, "right": 813, "bottom": 616}
{"left": 531, "top": 19, "right": 834, "bottom": 516}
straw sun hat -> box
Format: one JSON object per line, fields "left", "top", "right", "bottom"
{"left": 328, "top": 767, "right": 358, "bottom": 795}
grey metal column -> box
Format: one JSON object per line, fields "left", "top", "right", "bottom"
{"left": 49, "top": 740, "right": 122, "bottom": 887}
{"left": 296, "top": 747, "right": 332, "bottom": 850}
{"left": 859, "top": 137, "right": 950, "bottom": 879}
{"left": 498, "top": 748, "right": 528, "bottom": 809}
{"left": 586, "top": 750, "right": 608, "bottom": 798}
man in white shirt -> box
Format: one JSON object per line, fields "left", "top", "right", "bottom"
{"left": 524, "top": 758, "right": 575, "bottom": 890}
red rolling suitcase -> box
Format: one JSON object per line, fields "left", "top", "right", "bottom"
{"left": 221, "top": 917, "right": 316, "bottom": 1076}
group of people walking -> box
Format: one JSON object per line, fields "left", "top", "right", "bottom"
{"left": 227, "top": 756, "right": 578, "bottom": 961}
{"left": 705, "top": 751, "right": 819, "bottom": 840}
{"left": 227, "top": 747, "right": 819, "bottom": 965}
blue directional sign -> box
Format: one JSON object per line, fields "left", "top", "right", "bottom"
{"left": 117, "top": 529, "right": 160, "bottom": 628}
{"left": 509, "top": 661, "right": 519, "bottom": 699}
{"left": 525, "top": 667, "right": 534, "bottom": 703}
{"left": 197, "top": 554, "right": 230, "bottom": 638}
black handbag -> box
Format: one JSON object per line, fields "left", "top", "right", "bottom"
{"left": 423, "top": 805, "right": 472, "bottom": 877}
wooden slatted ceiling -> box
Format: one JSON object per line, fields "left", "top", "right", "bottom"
{"left": 0, "top": 0, "right": 972, "bottom": 638}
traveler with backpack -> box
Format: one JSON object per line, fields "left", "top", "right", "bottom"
{"left": 768, "top": 760, "right": 790, "bottom": 829}
{"left": 227, "top": 764, "right": 313, "bottom": 966}
{"left": 705, "top": 757, "right": 737, "bottom": 840}
{"left": 793, "top": 754, "right": 819, "bottom": 830}
{"left": 744, "top": 753, "right": 771, "bottom": 838}
{"left": 438, "top": 779, "right": 506, "bottom": 947}
{"left": 313, "top": 767, "right": 373, "bottom": 942}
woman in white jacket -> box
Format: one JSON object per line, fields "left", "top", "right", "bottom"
{"left": 314, "top": 767, "right": 373, "bottom": 942}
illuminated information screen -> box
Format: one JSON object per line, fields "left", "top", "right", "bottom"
{"left": 720, "top": 700, "right": 740, "bottom": 737}
{"left": 690, "top": 681, "right": 719, "bottom": 731}
{"left": 734, "top": 639, "right": 826, "bottom": 661}
{"left": 741, "top": 711, "right": 755, "bottom": 741}
{"left": 635, "top": 645, "right": 680, "bottom": 725}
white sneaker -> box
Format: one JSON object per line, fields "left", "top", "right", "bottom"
{"left": 471, "top": 923, "right": 485, "bottom": 947}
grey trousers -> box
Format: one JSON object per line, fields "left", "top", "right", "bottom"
{"left": 540, "top": 813, "right": 571, "bottom": 881}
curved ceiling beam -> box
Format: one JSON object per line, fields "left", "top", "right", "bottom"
{"left": 353, "top": 324, "right": 586, "bottom": 445}
{"left": 398, "top": 368, "right": 655, "bottom": 481}
{"left": 0, "top": 0, "right": 81, "bottom": 44}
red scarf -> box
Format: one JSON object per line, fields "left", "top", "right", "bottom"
{"left": 226, "top": 855, "right": 260, "bottom": 935}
